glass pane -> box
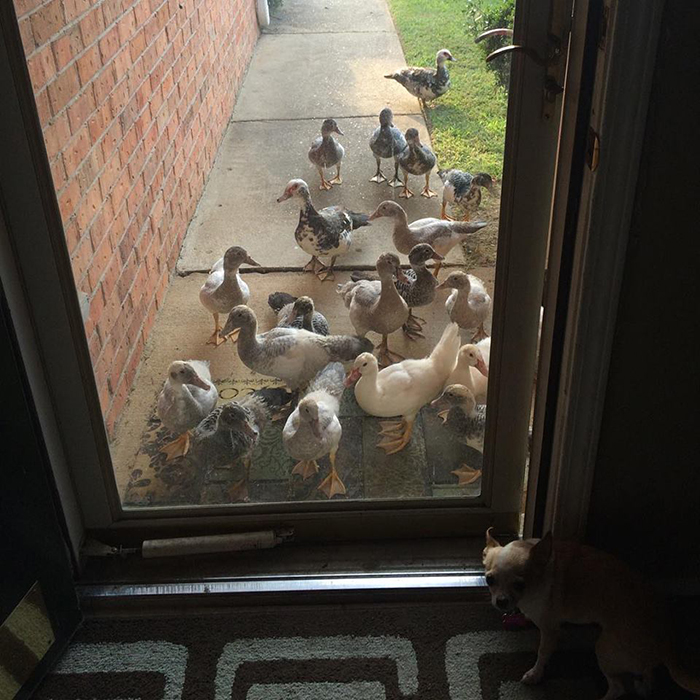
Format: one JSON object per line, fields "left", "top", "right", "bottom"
{"left": 15, "top": 0, "right": 516, "bottom": 509}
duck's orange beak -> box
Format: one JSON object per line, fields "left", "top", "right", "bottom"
{"left": 344, "top": 368, "right": 361, "bottom": 387}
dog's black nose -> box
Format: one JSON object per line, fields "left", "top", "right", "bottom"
{"left": 496, "top": 596, "right": 510, "bottom": 610}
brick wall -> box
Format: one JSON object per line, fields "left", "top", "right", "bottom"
{"left": 15, "top": 0, "right": 259, "bottom": 435}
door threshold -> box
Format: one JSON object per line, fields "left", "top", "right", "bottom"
{"left": 79, "top": 570, "right": 488, "bottom": 614}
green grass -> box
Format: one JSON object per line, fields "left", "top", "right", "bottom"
{"left": 387, "top": 0, "right": 509, "bottom": 178}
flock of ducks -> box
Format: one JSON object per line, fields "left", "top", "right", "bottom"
{"left": 154, "top": 49, "right": 498, "bottom": 501}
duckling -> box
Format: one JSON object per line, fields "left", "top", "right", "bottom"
{"left": 396, "top": 128, "right": 437, "bottom": 199}
{"left": 199, "top": 246, "right": 260, "bottom": 346}
{"left": 438, "top": 169, "right": 495, "bottom": 220}
{"left": 157, "top": 360, "right": 218, "bottom": 460}
{"left": 430, "top": 384, "right": 485, "bottom": 485}
{"left": 190, "top": 388, "right": 290, "bottom": 502}
{"left": 283, "top": 362, "right": 346, "bottom": 498}
{"left": 277, "top": 179, "right": 371, "bottom": 282}
{"left": 337, "top": 252, "right": 409, "bottom": 367}
{"left": 351, "top": 243, "right": 443, "bottom": 341}
{"left": 368, "top": 200, "right": 487, "bottom": 276}
{"left": 221, "top": 305, "right": 373, "bottom": 391}
{"left": 345, "top": 323, "right": 460, "bottom": 454}
{"left": 308, "top": 118, "right": 345, "bottom": 191}
{"left": 369, "top": 107, "right": 407, "bottom": 187}
{"left": 268, "top": 292, "right": 330, "bottom": 335}
{"left": 384, "top": 49, "right": 456, "bottom": 105}
{"left": 436, "top": 343, "right": 489, "bottom": 421}
{"left": 436, "top": 270, "right": 492, "bottom": 342}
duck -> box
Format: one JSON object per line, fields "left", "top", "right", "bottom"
{"left": 190, "top": 388, "right": 290, "bottom": 501}
{"left": 438, "top": 169, "right": 495, "bottom": 220}
{"left": 199, "top": 246, "right": 260, "bottom": 346}
{"left": 308, "top": 118, "right": 345, "bottom": 191}
{"left": 430, "top": 384, "right": 485, "bottom": 485}
{"left": 436, "top": 270, "right": 492, "bottom": 342}
{"left": 369, "top": 107, "right": 407, "bottom": 187}
{"left": 436, "top": 343, "right": 489, "bottom": 421}
{"left": 157, "top": 360, "right": 218, "bottom": 460}
{"left": 283, "top": 362, "right": 346, "bottom": 498}
{"left": 277, "top": 179, "right": 371, "bottom": 282}
{"left": 221, "top": 305, "right": 373, "bottom": 391}
{"left": 268, "top": 292, "right": 330, "bottom": 335}
{"left": 384, "top": 49, "right": 456, "bottom": 104}
{"left": 471, "top": 337, "right": 491, "bottom": 404}
{"left": 345, "top": 323, "right": 460, "bottom": 454}
{"left": 337, "top": 252, "right": 409, "bottom": 366}
{"left": 396, "top": 128, "right": 437, "bottom": 199}
{"left": 351, "top": 243, "right": 442, "bottom": 341}
{"left": 368, "top": 201, "right": 487, "bottom": 277}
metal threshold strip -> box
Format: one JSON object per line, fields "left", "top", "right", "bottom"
{"left": 79, "top": 570, "right": 487, "bottom": 602}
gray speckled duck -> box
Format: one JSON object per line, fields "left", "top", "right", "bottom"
{"left": 397, "top": 128, "right": 437, "bottom": 199}
{"left": 190, "top": 388, "right": 290, "bottom": 501}
{"left": 385, "top": 49, "right": 456, "bottom": 104}
{"left": 221, "top": 305, "right": 373, "bottom": 391}
{"left": 369, "top": 107, "right": 408, "bottom": 187}
{"left": 268, "top": 292, "right": 330, "bottom": 336}
{"left": 277, "top": 179, "right": 370, "bottom": 282}
{"left": 430, "top": 383, "right": 485, "bottom": 485}
{"left": 308, "top": 118, "right": 345, "bottom": 191}
{"left": 282, "top": 362, "right": 346, "bottom": 498}
{"left": 337, "top": 252, "right": 409, "bottom": 366}
{"left": 368, "top": 200, "right": 487, "bottom": 276}
{"left": 438, "top": 169, "right": 495, "bottom": 220}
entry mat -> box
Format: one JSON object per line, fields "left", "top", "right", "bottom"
{"left": 121, "top": 377, "right": 484, "bottom": 507}
{"left": 34, "top": 601, "right": 694, "bottom": 699}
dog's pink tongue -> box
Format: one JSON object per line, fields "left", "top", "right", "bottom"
{"left": 501, "top": 612, "right": 532, "bottom": 631}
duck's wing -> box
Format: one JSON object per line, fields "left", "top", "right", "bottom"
{"left": 348, "top": 280, "right": 382, "bottom": 308}
{"left": 314, "top": 206, "right": 352, "bottom": 249}
{"left": 307, "top": 361, "right": 345, "bottom": 399}
{"left": 312, "top": 311, "right": 330, "bottom": 336}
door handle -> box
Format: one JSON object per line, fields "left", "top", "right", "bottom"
{"left": 476, "top": 30, "right": 563, "bottom": 68}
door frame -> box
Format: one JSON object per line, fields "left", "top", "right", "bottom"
{"left": 1, "top": 0, "right": 659, "bottom": 551}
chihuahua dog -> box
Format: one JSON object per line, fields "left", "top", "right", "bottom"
{"left": 483, "top": 528, "right": 700, "bottom": 699}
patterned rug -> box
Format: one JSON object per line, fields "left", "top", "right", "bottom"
{"left": 33, "top": 601, "right": 694, "bottom": 699}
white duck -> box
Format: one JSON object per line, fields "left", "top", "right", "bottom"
{"left": 436, "top": 270, "right": 492, "bottom": 342}
{"left": 283, "top": 362, "right": 345, "bottom": 498}
{"left": 199, "top": 246, "right": 260, "bottom": 346}
{"left": 157, "top": 360, "right": 218, "bottom": 460}
{"left": 437, "top": 343, "right": 489, "bottom": 421}
{"left": 345, "top": 323, "right": 460, "bottom": 454}
{"left": 471, "top": 337, "right": 491, "bottom": 404}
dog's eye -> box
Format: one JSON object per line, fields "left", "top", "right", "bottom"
{"left": 513, "top": 580, "right": 525, "bottom": 592}
{"left": 485, "top": 574, "right": 495, "bottom": 587}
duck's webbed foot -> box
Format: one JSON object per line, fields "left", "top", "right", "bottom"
{"left": 421, "top": 184, "right": 438, "bottom": 198}
{"left": 401, "top": 322, "right": 424, "bottom": 341}
{"left": 471, "top": 324, "right": 489, "bottom": 343}
{"left": 451, "top": 464, "right": 482, "bottom": 486}
{"left": 370, "top": 158, "right": 387, "bottom": 183}
{"left": 376, "top": 336, "right": 404, "bottom": 368}
{"left": 291, "top": 460, "right": 320, "bottom": 480}
{"left": 377, "top": 418, "right": 415, "bottom": 454}
{"left": 160, "top": 431, "right": 191, "bottom": 461}
{"left": 304, "top": 256, "right": 320, "bottom": 273}
{"left": 329, "top": 165, "right": 342, "bottom": 185}
{"left": 316, "top": 256, "right": 336, "bottom": 282}
{"left": 317, "top": 454, "right": 346, "bottom": 498}
{"left": 399, "top": 183, "right": 414, "bottom": 199}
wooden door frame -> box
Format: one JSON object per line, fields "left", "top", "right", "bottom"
{"left": 526, "top": 0, "right": 666, "bottom": 539}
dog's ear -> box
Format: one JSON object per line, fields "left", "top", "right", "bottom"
{"left": 484, "top": 527, "right": 501, "bottom": 551}
{"left": 530, "top": 531, "right": 553, "bottom": 567}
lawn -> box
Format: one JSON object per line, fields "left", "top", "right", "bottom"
{"left": 386, "top": 0, "right": 509, "bottom": 179}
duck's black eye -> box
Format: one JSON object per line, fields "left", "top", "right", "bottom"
{"left": 362, "top": 362, "right": 367, "bottom": 367}
{"left": 485, "top": 574, "right": 495, "bottom": 587}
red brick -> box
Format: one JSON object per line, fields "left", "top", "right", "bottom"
{"left": 62, "top": 126, "right": 90, "bottom": 177}
{"left": 63, "top": 0, "right": 92, "bottom": 22}
{"left": 67, "top": 85, "right": 96, "bottom": 133}
{"left": 92, "top": 65, "right": 117, "bottom": 105}
{"left": 51, "top": 25, "right": 83, "bottom": 71}
{"left": 98, "top": 25, "right": 120, "bottom": 63}
{"left": 98, "top": 151, "right": 121, "bottom": 197}
{"left": 47, "top": 64, "right": 79, "bottom": 114}
{"left": 30, "top": 0, "right": 64, "bottom": 45}
{"left": 78, "top": 6, "right": 105, "bottom": 47}
{"left": 102, "top": 0, "right": 126, "bottom": 25}
{"left": 58, "top": 177, "right": 80, "bottom": 219}
{"left": 27, "top": 44, "right": 56, "bottom": 91}
{"left": 87, "top": 231, "right": 113, "bottom": 289}
{"left": 116, "top": 8, "right": 137, "bottom": 43}
{"left": 62, "top": 218, "right": 81, "bottom": 254}
{"left": 75, "top": 149, "right": 101, "bottom": 194}
{"left": 34, "top": 88, "right": 52, "bottom": 125}
{"left": 50, "top": 155, "right": 67, "bottom": 190}
{"left": 14, "top": 0, "right": 45, "bottom": 18}
{"left": 101, "top": 118, "right": 122, "bottom": 160}
{"left": 70, "top": 233, "right": 93, "bottom": 282}
{"left": 87, "top": 100, "right": 110, "bottom": 142}
{"left": 76, "top": 44, "right": 101, "bottom": 85}
{"left": 109, "top": 78, "right": 129, "bottom": 117}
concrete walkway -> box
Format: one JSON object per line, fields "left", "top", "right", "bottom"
{"left": 112, "top": 0, "right": 493, "bottom": 505}
{"left": 178, "top": 0, "right": 456, "bottom": 272}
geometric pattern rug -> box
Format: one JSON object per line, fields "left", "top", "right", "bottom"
{"left": 33, "top": 601, "right": 694, "bottom": 699}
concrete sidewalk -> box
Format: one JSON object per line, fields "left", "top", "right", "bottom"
{"left": 178, "top": 0, "right": 458, "bottom": 273}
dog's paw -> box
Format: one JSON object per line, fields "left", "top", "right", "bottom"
{"left": 521, "top": 667, "right": 544, "bottom": 685}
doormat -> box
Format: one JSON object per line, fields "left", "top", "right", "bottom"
{"left": 33, "top": 601, "right": 693, "bottom": 699}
